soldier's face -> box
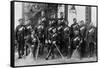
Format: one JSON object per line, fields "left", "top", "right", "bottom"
{"left": 41, "top": 11, "right": 45, "bottom": 17}
{"left": 73, "top": 19, "right": 77, "bottom": 23}
{"left": 19, "top": 20, "right": 24, "bottom": 25}
{"left": 81, "top": 21, "right": 84, "bottom": 25}
{"left": 60, "top": 13, "right": 64, "bottom": 18}
{"left": 74, "top": 31, "right": 79, "bottom": 35}
{"left": 66, "top": 21, "right": 68, "bottom": 25}
{"left": 53, "top": 29, "right": 56, "bottom": 33}
{"left": 52, "top": 14, "right": 56, "bottom": 19}
{"left": 50, "top": 15, "right": 53, "bottom": 19}
{"left": 26, "top": 20, "right": 31, "bottom": 25}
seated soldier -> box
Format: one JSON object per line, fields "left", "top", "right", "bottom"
{"left": 31, "top": 30, "right": 38, "bottom": 58}
{"left": 70, "top": 29, "right": 82, "bottom": 59}
{"left": 45, "top": 27, "right": 58, "bottom": 60}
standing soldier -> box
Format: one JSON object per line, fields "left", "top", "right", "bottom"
{"left": 38, "top": 10, "right": 47, "bottom": 27}
{"left": 16, "top": 18, "right": 26, "bottom": 59}
{"left": 58, "top": 12, "right": 66, "bottom": 27}
{"left": 70, "top": 18, "right": 82, "bottom": 59}
{"left": 71, "top": 30, "right": 82, "bottom": 59}
{"left": 63, "top": 22, "right": 70, "bottom": 57}
{"left": 35, "top": 23, "right": 45, "bottom": 55}
{"left": 57, "top": 12, "right": 66, "bottom": 53}
{"left": 46, "top": 12, "right": 56, "bottom": 52}
{"left": 79, "top": 20, "right": 87, "bottom": 58}
{"left": 86, "top": 23, "right": 97, "bottom": 57}
{"left": 38, "top": 10, "right": 48, "bottom": 43}
{"left": 79, "top": 20, "right": 86, "bottom": 39}
{"left": 46, "top": 12, "right": 57, "bottom": 49}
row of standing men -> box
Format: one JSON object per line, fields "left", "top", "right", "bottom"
{"left": 15, "top": 13, "right": 97, "bottom": 60}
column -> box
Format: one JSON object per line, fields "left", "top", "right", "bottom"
{"left": 85, "top": 6, "right": 91, "bottom": 25}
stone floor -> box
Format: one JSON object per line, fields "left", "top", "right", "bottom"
{"left": 15, "top": 49, "right": 97, "bottom": 66}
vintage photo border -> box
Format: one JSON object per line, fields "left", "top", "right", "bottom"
{"left": 10, "top": 1, "right": 98, "bottom": 67}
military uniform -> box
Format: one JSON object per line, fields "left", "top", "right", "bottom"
{"left": 57, "top": 25, "right": 64, "bottom": 52}
{"left": 70, "top": 22, "right": 82, "bottom": 58}
{"left": 31, "top": 31, "right": 38, "bottom": 58}
{"left": 39, "top": 16, "right": 48, "bottom": 42}
{"left": 39, "top": 17, "right": 47, "bottom": 28}
{"left": 24, "top": 24, "right": 32, "bottom": 56}
{"left": 49, "top": 18, "right": 57, "bottom": 27}
{"left": 16, "top": 25, "right": 26, "bottom": 58}
{"left": 46, "top": 18, "right": 57, "bottom": 44}
{"left": 71, "top": 32, "right": 82, "bottom": 58}
{"left": 35, "top": 24, "right": 45, "bottom": 55}
{"left": 57, "top": 18, "right": 66, "bottom": 53}
{"left": 79, "top": 25, "right": 87, "bottom": 57}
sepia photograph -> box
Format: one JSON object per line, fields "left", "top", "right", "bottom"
{"left": 11, "top": 1, "right": 98, "bottom": 67}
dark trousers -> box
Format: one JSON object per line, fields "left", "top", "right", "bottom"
{"left": 69, "top": 42, "right": 81, "bottom": 59}
{"left": 32, "top": 42, "right": 38, "bottom": 58}
{"left": 18, "top": 41, "right": 24, "bottom": 58}
{"left": 39, "top": 38, "right": 45, "bottom": 55}
{"left": 89, "top": 42, "right": 95, "bottom": 57}
{"left": 64, "top": 38, "right": 70, "bottom": 56}
{"left": 25, "top": 44, "right": 30, "bottom": 56}
{"left": 80, "top": 40, "right": 87, "bottom": 58}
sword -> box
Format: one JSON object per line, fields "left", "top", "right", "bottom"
{"left": 54, "top": 44, "right": 64, "bottom": 59}
{"left": 35, "top": 35, "right": 41, "bottom": 60}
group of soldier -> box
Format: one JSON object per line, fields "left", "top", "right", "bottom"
{"left": 15, "top": 10, "right": 97, "bottom": 60}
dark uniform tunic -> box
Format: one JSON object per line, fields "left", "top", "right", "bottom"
{"left": 35, "top": 24, "right": 44, "bottom": 44}
{"left": 70, "top": 23, "right": 80, "bottom": 39}
{"left": 31, "top": 31, "right": 38, "bottom": 58}
{"left": 57, "top": 18, "right": 66, "bottom": 52}
{"left": 39, "top": 16, "right": 48, "bottom": 41}
{"left": 80, "top": 25, "right": 86, "bottom": 39}
{"left": 35, "top": 24, "right": 45, "bottom": 55}
{"left": 86, "top": 26, "right": 97, "bottom": 57}
{"left": 70, "top": 23, "right": 82, "bottom": 58}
